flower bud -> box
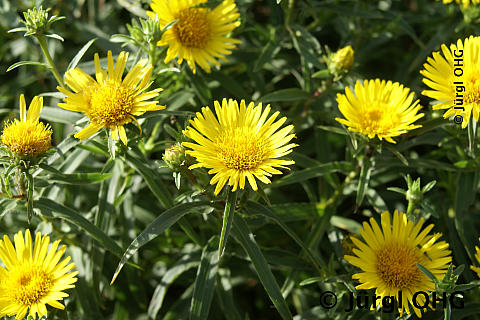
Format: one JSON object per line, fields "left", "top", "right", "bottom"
{"left": 329, "top": 45, "right": 354, "bottom": 74}
{"left": 17, "top": 6, "right": 65, "bottom": 37}
{"left": 163, "top": 143, "right": 191, "bottom": 171}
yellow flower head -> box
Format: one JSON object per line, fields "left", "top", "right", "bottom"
{"left": 0, "top": 230, "right": 78, "bottom": 320}
{"left": 421, "top": 36, "right": 480, "bottom": 128}
{"left": 470, "top": 238, "right": 480, "bottom": 277}
{"left": 344, "top": 211, "right": 452, "bottom": 317}
{"left": 183, "top": 99, "right": 297, "bottom": 195}
{"left": 437, "top": 0, "right": 480, "bottom": 8}
{"left": 148, "top": 0, "right": 241, "bottom": 74}
{"left": 1, "top": 94, "right": 52, "bottom": 156}
{"left": 57, "top": 51, "right": 165, "bottom": 145}
{"left": 335, "top": 79, "right": 424, "bottom": 143}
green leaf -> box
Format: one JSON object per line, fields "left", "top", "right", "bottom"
{"left": 148, "top": 252, "right": 201, "bottom": 319}
{"left": 26, "top": 171, "right": 34, "bottom": 224}
{"left": 260, "top": 88, "right": 311, "bottom": 103}
{"left": 312, "top": 69, "right": 330, "bottom": 79}
{"left": 232, "top": 215, "right": 293, "bottom": 320}
{"left": 417, "top": 263, "right": 439, "bottom": 284}
{"left": 40, "top": 106, "right": 83, "bottom": 124}
{"left": 39, "top": 164, "right": 112, "bottom": 184}
{"left": 272, "top": 161, "right": 353, "bottom": 187}
{"left": 385, "top": 144, "right": 408, "bottom": 166}
{"left": 7, "top": 61, "right": 48, "bottom": 72}
{"left": 111, "top": 201, "right": 211, "bottom": 285}
{"left": 254, "top": 41, "right": 280, "bottom": 72}
{"left": 215, "top": 269, "right": 242, "bottom": 320}
{"left": 299, "top": 277, "right": 324, "bottom": 286}
{"left": 218, "top": 190, "right": 237, "bottom": 258}
{"left": 245, "top": 201, "right": 325, "bottom": 272}
{"left": 45, "top": 33, "right": 64, "bottom": 41}
{"left": 126, "top": 152, "right": 172, "bottom": 208}
{"left": 289, "top": 25, "right": 323, "bottom": 70}
{"left": 43, "top": 135, "right": 81, "bottom": 166}
{"left": 35, "top": 198, "right": 125, "bottom": 259}
{"left": 190, "top": 236, "right": 220, "bottom": 320}
{"left": 67, "top": 38, "right": 97, "bottom": 71}
{"left": 208, "top": 72, "right": 249, "bottom": 98}
{"left": 8, "top": 27, "right": 27, "bottom": 33}
{"left": 316, "top": 125, "right": 347, "bottom": 136}
{"left": 356, "top": 157, "right": 373, "bottom": 207}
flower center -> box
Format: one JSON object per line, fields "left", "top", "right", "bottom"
{"left": 1, "top": 120, "right": 52, "bottom": 155}
{"left": 215, "top": 127, "right": 265, "bottom": 171}
{"left": 87, "top": 80, "right": 134, "bottom": 127}
{"left": 361, "top": 103, "right": 400, "bottom": 134}
{"left": 375, "top": 242, "right": 421, "bottom": 290}
{"left": 173, "top": 8, "right": 211, "bottom": 48}
{"left": 463, "top": 70, "right": 480, "bottom": 105}
{"left": 6, "top": 267, "right": 53, "bottom": 305}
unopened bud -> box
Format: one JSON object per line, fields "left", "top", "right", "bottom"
{"left": 163, "top": 143, "right": 191, "bottom": 171}
{"left": 330, "top": 45, "right": 354, "bottom": 74}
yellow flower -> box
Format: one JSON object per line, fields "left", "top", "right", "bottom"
{"left": 57, "top": 51, "right": 165, "bottom": 145}
{"left": 335, "top": 79, "right": 424, "bottom": 143}
{"left": 1, "top": 94, "right": 52, "bottom": 156}
{"left": 0, "top": 230, "right": 78, "bottom": 319}
{"left": 183, "top": 99, "right": 297, "bottom": 195}
{"left": 420, "top": 36, "right": 480, "bottom": 128}
{"left": 344, "top": 211, "right": 452, "bottom": 317}
{"left": 437, "top": 0, "right": 480, "bottom": 8}
{"left": 148, "top": 0, "right": 241, "bottom": 74}
{"left": 470, "top": 238, "right": 480, "bottom": 277}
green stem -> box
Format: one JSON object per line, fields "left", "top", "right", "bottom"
{"left": 149, "top": 42, "right": 158, "bottom": 67}
{"left": 36, "top": 35, "right": 65, "bottom": 88}
{"left": 285, "top": 0, "right": 295, "bottom": 26}
{"left": 324, "top": 170, "right": 357, "bottom": 209}
{"left": 218, "top": 189, "right": 237, "bottom": 258}
{"left": 406, "top": 200, "right": 415, "bottom": 218}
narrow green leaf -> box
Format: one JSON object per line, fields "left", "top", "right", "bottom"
{"left": 272, "top": 161, "right": 353, "bottom": 187}
{"left": 44, "top": 135, "right": 81, "bottom": 166}
{"left": 126, "top": 152, "right": 172, "bottom": 208}
{"left": 7, "top": 61, "right": 48, "bottom": 72}
{"left": 416, "top": 263, "right": 439, "bottom": 284}
{"left": 35, "top": 198, "right": 124, "bottom": 258}
{"left": 190, "top": 236, "right": 220, "bottom": 320}
{"left": 218, "top": 190, "right": 237, "bottom": 258}
{"left": 385, "top": 144, "right": 408, "bottom": 166}
{"left": 208, "top": 72, "right": 249, "bottom": 98}
{"left": 148, "top": 252, "right": 201, "bottom": 319}
{"left": 260, "top": 88, "right": 311, "bottom": 103}
{"left": 8, "top": 27, "right": 27, "bottom": 33}
{"left": 312, "top": 69, "right": 330, "bottom": 79}
{"left": 232, "top": 215, "right": 293, "bottom": 320}
{"left": 215, "top": 269, "right": 242, "bottom": 320}
{"left": 299, "top": 277, "right": 324, "bottom": 286}
{"left": 356, "top": 158, "right": 373, "bottom": 207}
{"left": 67, "top": 38, "right": 97, "bottom": 71}
{"left": 45, "top": 33, "right": 64, "bottom": 41}
{"left": 40, "top": 163, "right": 112, "bottom": 184}
{"left": 39, "top": 106, "right": 83, "bottom": 124}
{"left": 26, "top": 171, "right": 34, "bottom": 224}
{"left": 254, "top": 41, "right": 280, "bottom": 71}
{"left": 110, "top": 201, "right": 211, "bottom": 285}
{"left": 245, "top": 201, "right": 325, "bottom": 272}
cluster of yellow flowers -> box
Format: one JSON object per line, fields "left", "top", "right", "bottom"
{"left": 1, "top": 0, "right": 480, "bottom": 319}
